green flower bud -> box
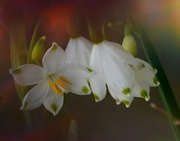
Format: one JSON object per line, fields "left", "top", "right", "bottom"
{"left": 31, "top": 36, "right": 46, "bottom": 61}
{"left": 122, "top": 34, "right": 137, "bottom": 57}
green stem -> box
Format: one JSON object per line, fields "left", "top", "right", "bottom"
{"left": 102, "top": 20, "right": 108, "bottom": 40}
{"left": 10, "top": 19, "right": 35, "bottom": 129}
{"left": 133, "top": 23, "right": 180, "bottom": 140}
{"left": 15, "top": 84, "right": 35, "bottom": 129}
{"left": 87, "top": 17, "right": 103, "bottom": 44}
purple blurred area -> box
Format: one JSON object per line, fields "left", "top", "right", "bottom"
{"left": 0, "top": 0, "right": 180, "bottom": 141}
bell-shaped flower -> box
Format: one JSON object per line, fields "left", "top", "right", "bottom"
{"left": 90, "top": 40, "right": 140, "bottom": 103}
{"left": 65, "top": 36, "right": 93, "bottom": 67}
{"left": 9, "top": 42, "right": 93, "bottom": 116}
{"left": 131, "top": 58, "right": 160, "bottom": 101}
{"left": 121, "top": 30, "right": 159, "bottom": 104}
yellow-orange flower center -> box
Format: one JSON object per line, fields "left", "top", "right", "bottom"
{"left": 48, "top": 75, "right": 72, "bottom": 96}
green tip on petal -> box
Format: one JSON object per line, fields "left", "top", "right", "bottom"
{"left": 87, "top": 80, "right": 91, "bottom": 88}
{"left": 153, "top": 77, "right": 160, "bottom": 86}
{"left": 11, "top": 68, "right": 21, "bottom": 74}
{"left": 116, "top": 99, "right": 121, "bottom": 105}
{"left": 93, "top": 93, "right": 100, "bottom": 102}
{"left": 81, "top": 86, "right": 89, "bottom": 94}
{"left": 122, "top": 100, "right": 130, "bottom": 108}
{"left": 140, "top": 90, "right": 149, "bottom": 101}
{"left": 142, "top": 63, "right": 145, "bottom": 68}
{"left": 87, "top": 67, "right": 93, "bottom": 72}
{"left": 51, "top": 43, "right": 58, "bottom": 51}
{"left": 153, "top": 68, "right": 157, "bottom": 73}
{"left": 20, "top": 102, "right": 28, "bottom": 110}
{"left": 122, "top": 87, "right": 131, "bottom": 95}
{"left": 51, "top": 103, "right": 58, "bottom": 114}
{"left": 64, "top": 90, "right": 68, "bottom": 94}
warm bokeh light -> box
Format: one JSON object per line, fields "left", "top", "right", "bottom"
{"left": 134, "top": 0, "right": 180, "bottom": 45}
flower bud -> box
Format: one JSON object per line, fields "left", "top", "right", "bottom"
{"left": 31, "top": 36, "right": 46, "bottom": 61}
{"left": 122, "top": 34, "right": 137, "bottom": 57}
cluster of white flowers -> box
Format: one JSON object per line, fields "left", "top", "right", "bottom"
{"left": 9, "top": 35, "right": 159, "bottom": 116}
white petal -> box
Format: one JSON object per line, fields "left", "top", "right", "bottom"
{"left": 65, "top": 36, "right": 92, "bottom": 66}
{"left": 107, "top": 88, "right": 121, "bottom": 105}
{"left": 99, "top": 43, "right": 135, "bottom": 95}
{"left": 20, "top": 81, "right": 49, "bottom": 110}
{"left": 132, "top": 84, "right": 150, "bottom": 101}
{"left": 89, "top": 44, "right": 107, "bottom": 101}
{"left": 104, "top": 61, "right": 134, "bottom": 95}
{"left": 43, "top": 89, "right": 64, "bottom": 116}
{"left": 42, "top": 42, "right": 65, "bottom": 74}
{"left": 108, "top": 87, "right": 134, "bottom": 107}
{"left": 132, "top": 68, "right": 150, "bottom": 101}
{"left": 102, "top": 40, "right": 142, "bottom": 68}
{"left": 102, "top": 40, "right": 134, "bottom": 63}
{"left": 90, "top": 75, "right": 106, "bottom": 101}
{"left": 9, "top": 64, "right": 45, "bottom": 86}
{"left": 58, "top": 64, "right": 94, "bottom": 79}
{"left": 137, "top": 58, "right": 156, "bottom": 74}
{"left": 135, "top": 58, "right": 160, "bottom": 87}
{"left": 58, "top": 71, "right": 91, "bottom": 95}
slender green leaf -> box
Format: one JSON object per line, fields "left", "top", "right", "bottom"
{"left": 133, "top": 21, "right": 180, "bottom": 140}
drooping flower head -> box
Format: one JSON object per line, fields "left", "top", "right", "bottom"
{"left": 89, "top": 40, "right": 139, "bottom": 105}
{"left": 90, "top": 40, "right": 159, "bottom": 107}
{"left": 86, "top": 17, "right": 160, "bottom": 107}
{"left": 131, "top": 58, "right": 160, "bottom": 101}
{"left": 10, "top": 42, "right": 93, "bottom": 116}
{"left": 121, "top": 26, "right": 160, "bottom": 103}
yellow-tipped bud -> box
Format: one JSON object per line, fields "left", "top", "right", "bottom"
{"left": 31, "top": 36, "right": 46, "bottom": 61}
{"left": 122, "top": 34, "right": 137, "bottom": 57}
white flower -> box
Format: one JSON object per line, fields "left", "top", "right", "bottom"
{"left": 65, "top": 36, "right": 93, "bottom": 66}
{"left": 90, "top": 40, "right": 139, "bottom": 103}
{"left": 9, "top": 42, "right": 92, "bottom": 116}
{"left": 131, "top": 58, "right": 159, "bottom": 101}
{"left": 89, "top": 40, "right": 159, "bottom": 107}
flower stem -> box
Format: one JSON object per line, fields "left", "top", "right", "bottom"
{"left": 10, "top": 19, "right": 35, "bottom": 129}
{"left": 87, "top": 17, "right": 103, "bottom": 44}
{"left": 133, "top": 22, "right": 180, "bottom": 140}
{"left": 102, "top": 20, "right": 108, "bottom": 40}
{"left": 14, "top": 83, "right": 35, "bottom": 129}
